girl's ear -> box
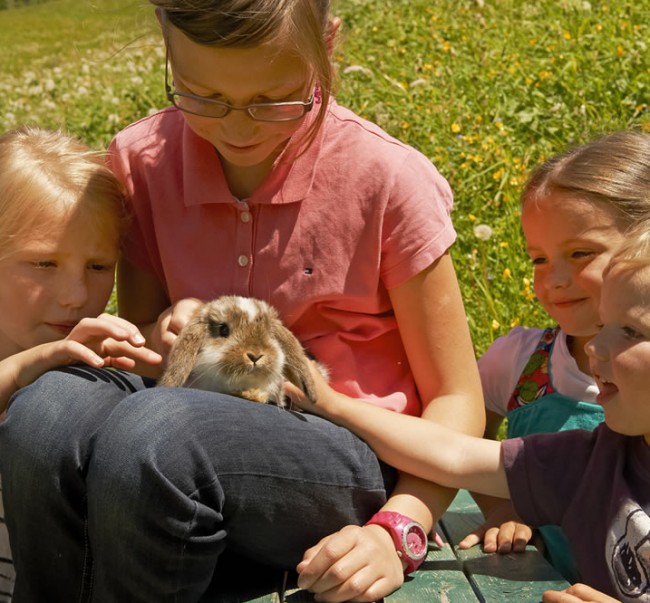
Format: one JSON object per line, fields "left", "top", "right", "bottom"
{"left": 326, "top": 16, "right": 342, "bottom": 56}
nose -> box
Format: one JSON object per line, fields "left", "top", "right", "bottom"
{"left": 247, "top": 352, "right": 263, "bottom": 365}
{"left": 58, "top": 272, "right": 89, "bottom": 309}
{"left": 545, "top": 259, "right": 572, "bottom": 289}
{"left": 222, "top": 110, "right": 258, "bottom": 140}
{"left": 585, "top": 330, "right": 607, "bottom": 361}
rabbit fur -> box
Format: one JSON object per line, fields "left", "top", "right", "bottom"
{"left": 158, "top": 295, "right": 323, "bottom": 407}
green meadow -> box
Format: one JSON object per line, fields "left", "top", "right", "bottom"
{"left": 1, "top": 0, "right": 649, "bottom": 355}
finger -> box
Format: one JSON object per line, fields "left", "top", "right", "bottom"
{"left": 458, "top": 529, "right": 484, "bottom": 550}
{"left": 95, "top": 313, "right": 147, "bottom": 344}
{"left": 297, "top": 534, "right": 357, "bottom": 591}
{"left": 70, "top": 316, "right": 145, "bottom": 346}
{"left": 101, "top": 341, "right": 162, "bottom": 365}
{"left": 103, "top": 356, "right": 136, "bottom": 370}
{"left": 52, "top": 340, "right": 105, "bottom": 367}
{"left": 313, "top": 567, "right": 390, "bottom": 603}
{"left": 495, "top": 522, "right": 517, "bottom": 553}
{"left": 168, "top": 298, "right": 203, "bottom": 334}
{"left": 431, "top": 530, "right": 444, "bottom": 548}
{"left": 482, "top": 526, "right": 500, "bottom": 553}
{"left": 512, "top": 524, "right": 533, "bottom": 552}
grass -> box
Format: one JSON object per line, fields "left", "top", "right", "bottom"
{"left": 1, "top": 0, "right": 649, "bottom": 355}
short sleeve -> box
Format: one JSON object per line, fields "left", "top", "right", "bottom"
{"left": 380, "top": 148, "right": 456, "bottom": 290}
{"left": 502, "top": 428, "right": 596, "bottom": 526}
{"left": 479, "top": 327, "right": 544, "bottom": 415}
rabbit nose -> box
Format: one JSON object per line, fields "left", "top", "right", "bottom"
{"left": 247, "top": 352, "right": 263, "bottom": 365}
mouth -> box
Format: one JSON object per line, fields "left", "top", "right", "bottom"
{"left": 551, "top": 298, "right": 587, "bottom": 309}
{"left": 222, "top": 141, "right": 263, "bottom": 153}
{"left": 596, "top": 378, "right": 619, "bottom": 405}
{"left": 46, "top": 322, "right": 77, "bottom": 336}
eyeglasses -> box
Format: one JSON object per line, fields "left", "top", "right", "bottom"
{"left": 164, "top": 47, "right": 314, "bottom": 122}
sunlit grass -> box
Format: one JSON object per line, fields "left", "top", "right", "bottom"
{"left": 1, "top": 0, "right": 649, "bottom": 354}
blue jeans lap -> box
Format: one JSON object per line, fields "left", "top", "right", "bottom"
{"left": 0, "top": 368, "right": 394, "bottom": 603}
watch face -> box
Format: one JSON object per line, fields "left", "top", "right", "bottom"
{"left": 403, "top": 522, "right": 427, "bottom": 559}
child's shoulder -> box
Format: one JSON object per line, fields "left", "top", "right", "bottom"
{"left": 325, "top": 101, "right": 430, "bottom": 162}
{"left": 483, "top": 325, "right": 557, "bottom": 358}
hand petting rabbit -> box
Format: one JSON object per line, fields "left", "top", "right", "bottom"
{"left": 158, "top": 295, "right": 325, "bottom": 407}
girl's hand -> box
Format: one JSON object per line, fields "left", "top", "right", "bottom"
{"left": 1, "top": 314, "right": 162, "bottom": 412}
{"left": 151, "top": 297, "right": 204, "bottom": 357}
{"left": 458, "top": 501, "right": 532, "bottom": 553}
{"left": 286, "top": 360, "right": 341, "bottom": 416}
{"left": 296, "top": 523, "right": 404, "bottom": 602}
{"left": 542, "top": 584, "right": 621, "bottom": 603}
{"left": 63, "top": 313, "right": 163, "bottom": 370}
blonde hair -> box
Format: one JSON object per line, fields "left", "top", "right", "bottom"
{"left": 607, "top": 219, "right": 650, "bottom": 275}
{"left": 0, "top": 126, "right": 128, "bottom": 260}
{"left": 522, "top": 131, "right": 650, "bottom": 227}
{"left": 151, "top": 0, "right": 336, "bottom": 149}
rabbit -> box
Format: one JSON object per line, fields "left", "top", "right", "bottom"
{"left": 158, "top": 295, "right": 324, "bottom": 408}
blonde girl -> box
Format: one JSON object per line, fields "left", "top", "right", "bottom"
{"left": 0, "top": 125, "right": 161, "bottom": 413}
{"left": 0, "top": 126, "right": 161, "bottom": 599}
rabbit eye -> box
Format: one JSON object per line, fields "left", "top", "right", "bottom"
{"left": 209, "top": 320, "right": 230, "bottom": 338}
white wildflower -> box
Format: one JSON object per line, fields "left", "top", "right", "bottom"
{"left": 343, "top": 65, "right": 372, "bottom": 76}
{"left": 473, "top": 224, "right": 493, "bottom": 241}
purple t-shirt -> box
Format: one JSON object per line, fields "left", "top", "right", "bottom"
{"left": 503, "top": 424, "right": 650, "bottom": 601}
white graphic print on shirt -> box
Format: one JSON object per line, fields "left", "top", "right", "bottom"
{"left": 608, "top": 501, "right": 650, "bottom": 600}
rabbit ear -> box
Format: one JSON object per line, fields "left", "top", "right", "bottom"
{"left": 273, "top": 321, "right": 318, "bottom": 402}
{"left": 158, "top": 316, "right": 207, "bottom": 387}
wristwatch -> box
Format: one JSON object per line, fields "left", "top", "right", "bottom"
{"left": 365, "top": 511, "right": 428, "bottom": 575}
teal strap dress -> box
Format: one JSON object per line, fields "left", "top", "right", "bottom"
{"left": 506, "top": 326, "right": 604, "bottom": 582}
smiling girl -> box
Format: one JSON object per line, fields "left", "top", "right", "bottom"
{"left": 463, "top": 131, "right": 650, "bottom": 581}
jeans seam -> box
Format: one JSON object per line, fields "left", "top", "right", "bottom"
{"left": 78, "top": 515, "right": 93, "bottom": 603}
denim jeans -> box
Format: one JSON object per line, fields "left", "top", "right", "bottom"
{"left": 0, "top": 368, "right": 395, "bottom": 602}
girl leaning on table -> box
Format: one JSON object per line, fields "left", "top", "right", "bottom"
{"left": 461, "top": 131, "right": 650, "bottom": 583}
{"left": 0, "top": 1, "right": 484, "bottom": 602}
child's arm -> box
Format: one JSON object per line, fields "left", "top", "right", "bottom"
{"left": 297, "top": 370, "right": 510, "bottom": 499}
{"left": 460, "top": 408, "right": 533, "bottom": 552}
{"left": 0, "top": 314, "right": 161, "bottom": 413}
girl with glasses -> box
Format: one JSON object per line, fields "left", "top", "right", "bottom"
{"left": 0, "top": 2, "right": 484, "bottom": 601}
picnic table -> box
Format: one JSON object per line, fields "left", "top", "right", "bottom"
{"left": 0, "top": 485, "right": 569, "bottom": 602}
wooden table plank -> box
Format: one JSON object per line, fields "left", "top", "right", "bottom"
{"left": 383, "top": 525, "right": 478, "bottom": 603}
{"left": 441, "top": 490, "right": 570, "bottom": 602}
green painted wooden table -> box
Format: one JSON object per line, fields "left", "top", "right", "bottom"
{"left": 439, "top": 490, "right": 570, "bottom": 603}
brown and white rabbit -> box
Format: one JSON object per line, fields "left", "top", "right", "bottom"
{"left": 158, "top": 295, "right": 323, "bottom": 408}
